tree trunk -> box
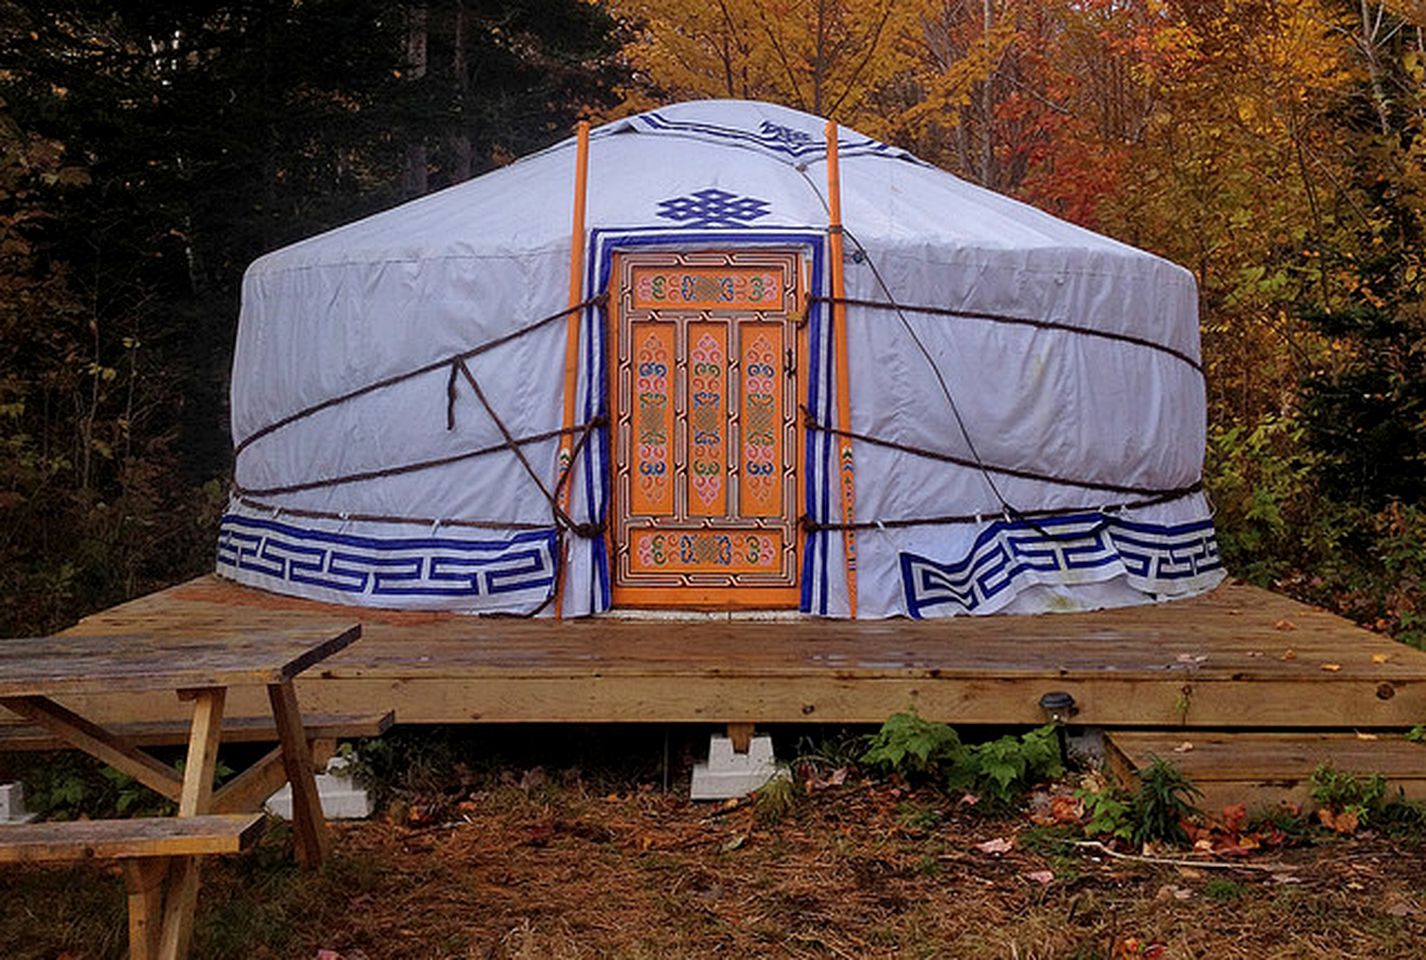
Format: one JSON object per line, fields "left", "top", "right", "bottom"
{"left": 449, "top": 1, "right": 472, "bottom": 183}
{"left": 403, "top": 2, "right": 429, "bottom": 197}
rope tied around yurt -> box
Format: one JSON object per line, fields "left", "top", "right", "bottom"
{"left": 807, "top": 295, "right": 1204, "bottom": 375}
{"left": 798, "top": 408, "right": 1202, "bottom": 534}
{"left": 232, "top": 290, "right": 609, "bottom": 459}
{"left": 229, "top": 289, "right": 612, "bottom": 546}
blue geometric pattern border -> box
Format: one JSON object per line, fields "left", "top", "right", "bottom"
{"left": 217, "top": 513, "right": 557, "bottom": 600}
{"left": 656, "top": 188, "right": 771, "bottom": 228}
{"left": 899, "top": 513, "right": 1222, "bottom": 619}
{"left": 632, "top": 111, "right": 917, "bottom": 165}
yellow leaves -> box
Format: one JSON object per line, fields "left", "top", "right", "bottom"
{"left": 606, "top": 0, "right": 935, "bottom": 131}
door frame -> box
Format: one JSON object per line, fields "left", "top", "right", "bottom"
{"left": 605, "top": 247, "right": 809, "bottom": 609}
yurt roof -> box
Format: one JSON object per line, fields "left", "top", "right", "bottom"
{"left": 246, "top": 99, "right": 1176, "bottom": 277}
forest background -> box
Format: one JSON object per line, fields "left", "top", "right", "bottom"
{"left": 0, "top": 0, "right": 1422, "bottom": 640}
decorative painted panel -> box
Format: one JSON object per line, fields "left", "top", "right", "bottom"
{"left": 686, "top": 322, "right": 728, "bottom": 517}
{"left": 739, "top": 323, "right": 783, "bottom": 518}
{"left": 629, "top": 529, "right": 782, "bottom": 575}
{"left": 631, "top": 267, "right": 786, "bottom": 312}
{"left": 628, "top": 322, "right": 675, "bottom": 517}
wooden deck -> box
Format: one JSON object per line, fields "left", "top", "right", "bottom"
{"left": 10, "top": 574, "right": 1421, "bottom": 731}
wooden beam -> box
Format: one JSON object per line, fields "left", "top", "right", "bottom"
{"left": 269, "top": 680, "right": 330, "bottom": 867}
{"left": 726, "top": 723, "right": 755, "bottom": 754}
{"left": 210, "top": 744, "right": 285, "bottom": 815}
{"left": 159, "top": 686, "right": 226, "bottom": 960}
{"left": 0, "top": 696, "right": 182, "bottom": 801}
{"left": 0, "top": 814, "right": 265, "bottom": 863}
{"left": 122, "top": 859, "right": 168, "bottom": 960}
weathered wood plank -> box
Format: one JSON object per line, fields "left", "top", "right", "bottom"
{"left": 122, "top": 859, "right": 168, "bottom": 960}
{"left": 1106, "top": 731, "right": 1426, "bottom": 814}
{"left": 0, "top": 710, "right": 394, "bottom": 752}
{"left": 0, "top": 623, "right": 361, "bottom": 696}
{"left": 0, "top": 814, "right": 264, "bottom": 863}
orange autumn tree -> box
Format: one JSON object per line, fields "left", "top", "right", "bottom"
{"left": 606, "top": 0, "right": 938, "bottom": 135}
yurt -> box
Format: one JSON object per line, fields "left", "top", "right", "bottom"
{"left": 218, "top": 99, "right": 1224, "bottom": 619}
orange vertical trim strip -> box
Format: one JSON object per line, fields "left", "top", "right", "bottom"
{"left": 824, "top": 120, "right": 858, "bottom": 618}
{"left": 554, "top": 120, "right": 591, "bottom": 619}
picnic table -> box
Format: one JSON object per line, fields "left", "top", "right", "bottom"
{"left": 0, "top": 623, "right": 361, "bottom": 959}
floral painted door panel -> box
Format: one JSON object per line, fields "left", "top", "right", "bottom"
{"left": 610, "top": 249, "right": 803, "bottom": 607}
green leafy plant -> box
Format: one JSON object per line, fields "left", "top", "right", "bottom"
{"left": 951, "top": 725, "right": 1064, "bottom": 808}
{"left": 1132, "top": 756, "right": 1202, "bottom": 845}
{"left": 1406, "top": 724, "right": 1426, "bottom": 744}
{"left": 1080, "top": 786, "right": 1136, "bottom": 842}
{"left": 860, "top": 709, "right": 965, "bottom": 781}
{"left": 1310, "top": 763, "right": 1387, "bottom": 827}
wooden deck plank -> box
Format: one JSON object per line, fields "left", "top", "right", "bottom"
{"left": 28, "top": 575, "right": 1426, "bottom": 729}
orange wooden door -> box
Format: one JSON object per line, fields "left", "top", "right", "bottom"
{"left": 609, "top": 249, "right": 805, "bottom": 608}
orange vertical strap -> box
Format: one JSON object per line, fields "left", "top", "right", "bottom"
{"left": 824, "top": 120, "right": 858, "bottom": 618}
{"left": 554, "top": 120, "right": 591, "bottom": 619}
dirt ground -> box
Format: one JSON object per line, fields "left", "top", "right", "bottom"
{"left": 4, "top": 770, "right": 1426, "bottom": 960}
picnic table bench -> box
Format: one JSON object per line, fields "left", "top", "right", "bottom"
{"left": 0, "top": 624, "right": 362, "bottom": 959}
{"left": 0, "top": 814, "right": 267, "bottom": 958}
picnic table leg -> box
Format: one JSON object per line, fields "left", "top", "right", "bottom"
{"left": 123, "top": 859, "right": 168, "bottom": 960}
{"left": 158, "top": 686, "right": 226, "bottom": 960}
{"left": 269, "top": 679, "right": 330, "bottom": 867}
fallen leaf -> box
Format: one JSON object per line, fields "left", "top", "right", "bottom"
{"left": 1050, "top": 794, "right": 1084, "bottom": 824}
{"left": 1320, "top": 662, "right": 1342, "bottom": 672}
{"left": 1025, "top": 869, "right": 1054, "bottom": 885}
{"left": 975, "top": 837, "right": 1014, "bottom": 855}
{"left": 1386, "top": 901, "right": 1421, "bottom": 917}
{"left": 1280, "top": 649, "right": 1298, "bottom": 660}
{"left": 1274, "top": 618, "right": 1297, "bottom": 631}
{"left": 1356, "top": 731, "right": 1379, "bottom": 741}
{"left": 1176, "top": 653, "right": 1208, "bottom": 664}
{"left": 960, "top": 792, "right": 981, "bottom": 807}
{"left": 1173, "top": 741, "right": 1195, "bottom": 753}
{"left": 827, "top": 767, "right": 848, "bottom": 786}
{"left": 721, "top": 833, "right": 747, "bottom": 852}
{"left": 1318, "top": 807, "right": 1360, "bottom": 834}
{"left": 1176, "top": 867, "right": 1206, "bottom": 879}
{"left": 1372, "top": 653, "right": 1392, "bottom": 664}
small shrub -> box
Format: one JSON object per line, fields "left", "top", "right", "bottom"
{"left": 1080, "top": 786, "right": 1136, "bottom": 842}
{"left": 1311, "top": 763, "right": 1388, "bottom": 828}
{"left": 1134, "top": 756, "right": 1202, "bottom": 845}
{"left": 861, "top": 709, "right": 964, "bottom": 781}
{"left": 753, "top": 773, "right": 799, "bottom": 825}
{"left": 951, "top": 725, "right": 1064, "bottom": 808}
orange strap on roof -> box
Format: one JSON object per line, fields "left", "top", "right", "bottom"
{"left": 824, "top": 120, "right": 858, "bottom": 618}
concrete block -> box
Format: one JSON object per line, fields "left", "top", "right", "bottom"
{"left": 690, "top": 735, "right": 784, "bottom": 800}
{"left": 0, "top": 782, "right": 37, "bottom": 824}
{"left": 265, "top": 756, "right": 374, "bottom": 821}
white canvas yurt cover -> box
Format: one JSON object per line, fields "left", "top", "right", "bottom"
{"left": 219, "top": 99, "right": 1225, "bottom": 618}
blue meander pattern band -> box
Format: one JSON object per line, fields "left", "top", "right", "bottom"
{"left": 899, "top": 513, "right": 1222, "bottom": 619}
{"left": 216, "top": 513, "right": 557, "bottom": 602}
